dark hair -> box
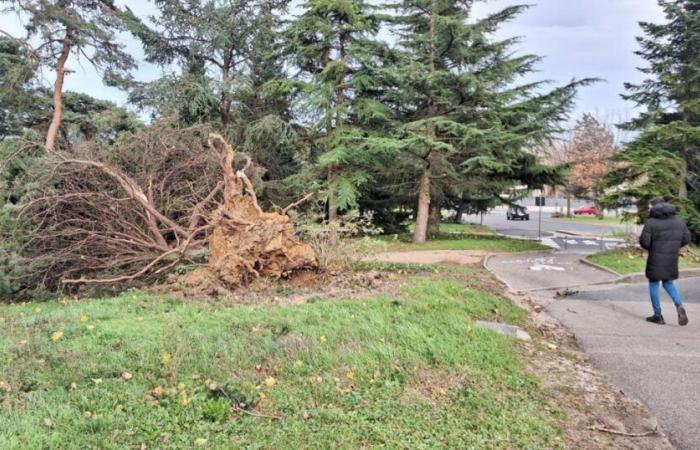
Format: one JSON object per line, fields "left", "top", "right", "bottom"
{"left": 650, "top": 197, "right": 665, "bottom": 206}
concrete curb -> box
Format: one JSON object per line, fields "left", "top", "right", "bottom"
{"left": 614, "top": 268, "right": 700, "bottom": 284}
{"left": 580, "top": 255, "right": 700, "bottom": 285}
{"left": 555, "top": 230, "right": 626, "bottom": 241}
{"left": 579, "top": 257, "right": 622, "bottom": 277}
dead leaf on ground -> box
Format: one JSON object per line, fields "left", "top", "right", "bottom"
{"left": 43, "top": 417, "right": 53, "bottom": 428}
{"left": 50, "top": 330, "right": 64, "bottom": 342}
{"left": 121, "top": 372, "right": 133, "bottom": 381}
{"left": 151, "top": 386, "right": 165, "bottom": 399}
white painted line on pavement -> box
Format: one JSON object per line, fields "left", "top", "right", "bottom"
{"left": 529, "top": 264, "right": 566, "bottom": 272}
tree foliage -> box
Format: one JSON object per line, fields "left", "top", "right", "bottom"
{"left": 603, "top": 0, "right": 700, "bottom": 238}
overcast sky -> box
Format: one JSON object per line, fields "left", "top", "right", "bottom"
{"left": 2, "top": 0, "right": 665, "bottom": 122}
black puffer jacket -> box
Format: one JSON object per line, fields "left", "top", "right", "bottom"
{"left": 640, "top": 202, "right": 691, "bottom": 281}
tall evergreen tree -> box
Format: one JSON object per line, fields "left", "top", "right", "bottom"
{"left": 385, "top": 1, "right": 590, "bottom": 243}
{"left": 1, "top": 0, "right": 137, "bottom": 151}
{"left": 604, "top": 0, "right": 700, "bottom": 236}
{"left": 130, "top": 0, "right": 301, "bottom": 195}
{"left": 285, "top": 0, "right": 392, "bottom": 231}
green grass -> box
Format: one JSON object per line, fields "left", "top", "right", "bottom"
{"left": 588, "top": 248, "right": 700, "bottom": 274}
{"left": 407, "top": 222, "right": 495, "bottom": 235}
{"left": 0, "top": 279, "right": 563, "bottom": 449}
{"left": 380, "top": 233, "right": 547, "bottom": 253}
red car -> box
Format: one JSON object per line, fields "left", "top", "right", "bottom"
{"left": 574, "top": 205, "right": 598, "bottom": 215}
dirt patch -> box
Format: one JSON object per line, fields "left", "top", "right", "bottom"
{"left": 372, "top": 250, "right": 487, "bottom": 265}
{"left": 510, "top": 293, "right": 673, "bottom": 449}
{"left": 155, "top": 268, "right": 407, "bottom": 307}
{"left": 401, "top": 367, "right": 464, "bottom": 405}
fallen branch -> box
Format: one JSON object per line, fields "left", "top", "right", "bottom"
{"left": 587, "top": 425, "right": 658, "bottom": 437}
{"left": 282, "top": 192, "right": 314, "bottom": 214}
{"left": 215, "top": 386, "right": 281, "bottom": 420}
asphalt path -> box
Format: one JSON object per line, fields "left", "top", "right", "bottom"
{"left": 549, "top": 281, "right": 700, "bottom": 449}
{"left": 486, "top": 251, "right": 618, "bottom": 292}
{"left": 485, "top": 216, "right": 700, "bottom": 448}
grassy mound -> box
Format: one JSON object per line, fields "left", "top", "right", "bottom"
{"left": 0, "top": 279, "right": 562, "bottom": 449}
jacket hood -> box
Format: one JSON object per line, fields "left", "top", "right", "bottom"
{"left": 650, "top": 202, "right": 677, "bottom": 219}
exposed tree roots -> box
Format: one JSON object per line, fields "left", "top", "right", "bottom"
{"left": 200, "top": 134, "right": 317, "bottom": 288}
{"left": 16, "top": 128, "right": 316, "bottom": 294}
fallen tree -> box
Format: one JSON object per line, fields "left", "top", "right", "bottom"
{"left": 15, "top": 126, "right": 317, "bottom": 294}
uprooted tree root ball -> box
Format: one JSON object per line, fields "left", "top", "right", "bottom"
{"left": 14, "top": 127, "right": 317, "bottom": 295}
{"left": 190, "top": 134, "right": 317, "bottom": 289}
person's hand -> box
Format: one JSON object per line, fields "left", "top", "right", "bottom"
{"left": 680, "top": 245, "right": 689, "bottom": 256}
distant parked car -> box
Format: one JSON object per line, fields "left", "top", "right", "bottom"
{"left": 574, "top": 205, "right": 598, "bottom": 215}
{"left": 506, "top": 205, "right": 530, "bottom": 221}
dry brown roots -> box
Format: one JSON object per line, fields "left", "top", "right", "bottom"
{"left": 18, "top": 128, "right": 317, "bottom": 293}
{"left": 200, "top": 134, "right": 317, "bottom": 287}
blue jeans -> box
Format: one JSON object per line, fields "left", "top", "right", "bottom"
{"left": 649, "top": 280, "right": 684, "bottom": 316}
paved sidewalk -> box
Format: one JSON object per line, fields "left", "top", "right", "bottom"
{"left": 549, "top": 281, "right": 700, "bottom": 450}
{"left": 487, "top": 250, "right": 700, "bottom": 449}
{"left": 485, "top": 251, "right": 618, "bottom": 292}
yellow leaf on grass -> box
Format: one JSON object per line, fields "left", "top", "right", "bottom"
{"left": 34, "top": 307, "right": 42, "bottom": 313}
{"left": 51, "top": 330, "right": 63, "bottom": 342}
{"left": 264, "top": 377, "right": 277, "bottom": 387}
{"left": 195, "top": 438, "right": 208, "bottom": 447}
{"left": 80, "top": 315, "right": 89, "bottom": 323}
{"left": 319, "top": 335, "right": 327, "bottom": 344}
{"left": 121, "top": 372, "right": 133, "bottom": 381}
{"left": 162, "top": 352, "right": 172, "bottom": 366}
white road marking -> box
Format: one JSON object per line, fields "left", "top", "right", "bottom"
{"left": 583, "top": 240, "right": 598, "bottom": 246}
{"left": 529, "top": 264, "right": 566, "bottom": 272}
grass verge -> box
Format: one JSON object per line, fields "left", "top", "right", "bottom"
{"left": 407, "top": 222, "right": 495, "bottom": 235}
{"left": 587, "top": 248, "right": 700, "bottom": 274}
{"left": 0, "top": 278, "right": 562, "bottom": 449}
{"left": 380, "top": 233, "right": 547, "bottom": 253}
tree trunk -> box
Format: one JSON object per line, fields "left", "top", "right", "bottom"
{"left": 327, "top": 165, "right": 338, "bottom": 245}
{"left": 428, "top": 201, "right": 440, "bottom": 234}
{"left": 453, "top": 203, "right": 464, "bottom": 224}
{"left": 679, "top": 157, "right": 689, "bottom": 199}
{"left": 413, "top": 164, "right": 431, "bottom": 244}
{"left": 413, "top": 4, "right": 437, "bottom": 245}
{"left": 566, "top": 195, "right": 571, "bottom": 217}
{"left": 46, "top": 32, "right": 72, "bottom": 152}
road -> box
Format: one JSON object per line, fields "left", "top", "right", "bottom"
{"left": 464, "top": 209, "right": 638, "bottom": 239}
{"left": 484, "top": 217, "right": 700, "bottom": 449}
{"left": 549, "top": 281, "right": 700, "bottom": 450}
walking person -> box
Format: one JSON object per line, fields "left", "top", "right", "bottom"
{"left": 640, "top": 198, "right": 691, "bottom": 325}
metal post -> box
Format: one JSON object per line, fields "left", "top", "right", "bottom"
{"left": 538, "top": 191, "right": 543, "bottom": 242}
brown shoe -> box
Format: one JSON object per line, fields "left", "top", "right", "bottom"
{"left": 677, "top": 306, "right": 689, "bottom": 326}
{"left": 646, "top": 315, "right": 665, "bottom": 325}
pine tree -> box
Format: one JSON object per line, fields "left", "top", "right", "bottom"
{"left": 285, "top": 0, "right": 392, "bottom": 232}
{"left": 606, "top": 0, "right": 700, "bottom": 235}
{"left": 1, "top": 0, "right": 137, "bottom": 151}
{"left": 384, "top": 1, "right": 590, "bottom": 243}
{"left": 130, "top": 0, "right": 300, "bottom": 193}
